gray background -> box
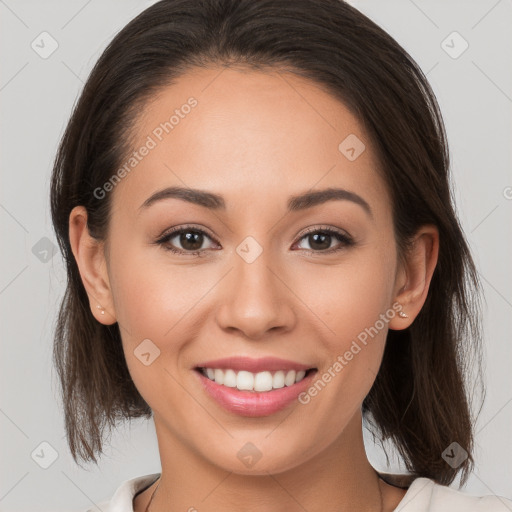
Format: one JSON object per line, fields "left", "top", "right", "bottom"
{"left": 1, "top": 0, "right": 511, "bottom": 510}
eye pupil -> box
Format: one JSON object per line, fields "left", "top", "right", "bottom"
{"left": 309, "top": 233, "right": 331, "bottom": 250}
{"left": 181, "top": 231, "right": 203, "bottom": 250}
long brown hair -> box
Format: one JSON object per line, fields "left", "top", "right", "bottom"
{"left": 50, "top": 0, "right": 485, "bottom": 486}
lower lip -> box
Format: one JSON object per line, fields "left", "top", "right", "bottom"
{"left": 195, "top": 369, "right": 317, "bottom": 417}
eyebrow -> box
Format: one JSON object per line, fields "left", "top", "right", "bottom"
{"left": 139, "top": 186, "right": 373, "bottom": 218}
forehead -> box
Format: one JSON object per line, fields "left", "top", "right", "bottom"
{"left": 114, "top": 66, "right": 390, "bottom": 219}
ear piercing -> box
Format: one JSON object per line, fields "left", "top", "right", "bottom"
{"left": 398, "top": 310, "right": 408, "bottom": 318}
{"left": 96, "top": 304, "right": 105, "bottom": 315}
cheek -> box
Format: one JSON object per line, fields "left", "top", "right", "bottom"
{"left": 295, "top": 242, "right": 397, "bottom": 416}
{"left": 299, "top": 244, "right": 396, "bottom": 346}
{"left": 108, "top": 242, "right": 199, "bottom": 341}
{"left": 107, "top": 246, "right": 202, "bottom": 405}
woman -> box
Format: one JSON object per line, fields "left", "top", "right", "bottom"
{"left": 50, "top": 0, "right": 512, "bottom": 510}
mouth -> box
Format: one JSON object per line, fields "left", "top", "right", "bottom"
{"left": 192, "top": 357, "right": 318, "bottom": 417}
{"left": 194, "top": 367, "right": 317, "bottom": 392}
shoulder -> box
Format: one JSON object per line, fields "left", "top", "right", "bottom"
{"left": 396, "top": 477, "right": 512, "bottom": 511}
{"left": 82, "top": 471, "right": 512, "bottom": 512}
{"left": 83, "top": 473, "right": 161, "bottom": 512}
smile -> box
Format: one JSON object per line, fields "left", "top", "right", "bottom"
{"left": 193, "top": 357, "right": 318, "bottom": 417}
{"left": 197, "top": 367, "right": 313, "bottom": 392}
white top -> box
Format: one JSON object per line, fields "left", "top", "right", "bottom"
{"left": 86, "top": 472, "right": 512, "bottom": 511}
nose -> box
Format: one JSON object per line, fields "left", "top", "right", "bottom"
{"left": 215, "top": 244, "right": 296, "bottom": 340}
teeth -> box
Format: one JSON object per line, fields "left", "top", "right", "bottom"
{"left": 273, "top": 370, "right": 285, "bottom": 389}
{"left": 237, "top": 370, "right": 254, "bottom": 390}
{"left": 214, "top": 368, "right": 224, "bottom": 385}
{"left": 223, "top": 369, "right": 237, "bottom": 387}
{"left": 284, "top": 370, "right": 296, "bottom": 386}
{"left": 254, "top": 371, "right": 273, "bottom": 392}
{"left": 201, "top": 368, "right": 310, "bottom": 392}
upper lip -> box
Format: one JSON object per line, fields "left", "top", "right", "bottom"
{"left": 195, "top": 356, "right": 315, "bottom": 373}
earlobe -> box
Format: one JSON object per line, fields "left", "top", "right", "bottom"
{"left": 389, "top": 225, "right": 439, "bottom": 330}
{"left": 68, "top": 206, "right": 117, "bottom": 325}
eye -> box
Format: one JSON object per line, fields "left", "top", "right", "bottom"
{"left": 155, "top": 224, "right": 354, "bottom": 256}
{"left": 155, "top": 225, "right": 219, "bottom": 256}
{"left": 294, "top": 226, "right": 354, "bottom": 254}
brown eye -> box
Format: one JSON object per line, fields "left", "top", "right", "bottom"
{"left": 306, "top": 232, "right": 332, "bottom": 251}
{"left": 176, "top": 231, "right": 204, "bottom": 251}
{"left": 155, "top": 226, "right": 218, "bottom": 255}
{"left": 155, "top": 225, "right": 354, "bottom": 256}
{"left": 295, "top": 228, "right": 354, "bottom": 253}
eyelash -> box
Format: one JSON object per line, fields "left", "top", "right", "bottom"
{"left": 154, "top": 224, "right": 355, "bottom": 257}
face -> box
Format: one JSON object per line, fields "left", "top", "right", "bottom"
{"left": 100, "top": 67, "right": 405, "bottom": 474}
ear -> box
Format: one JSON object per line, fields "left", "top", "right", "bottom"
{"left": 388, "top": 224, "right": 439, "bottom": 330}
{"left": 68, "top": 206, "right": 117, "bottom": 325}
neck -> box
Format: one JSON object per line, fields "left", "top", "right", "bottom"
{"left": 147, "top": 410, "right": 385, "bottom": 512}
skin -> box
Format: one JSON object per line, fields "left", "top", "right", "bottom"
{"left": 69, "top": 67, "right": 439, "bottom": 512}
